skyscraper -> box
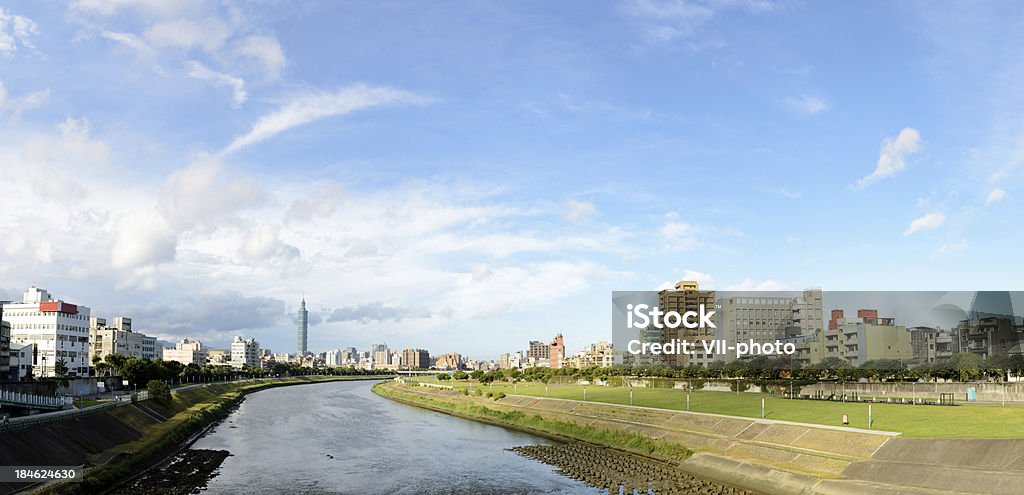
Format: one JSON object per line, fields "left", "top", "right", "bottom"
{"left": 298, "top": 297, "right": 308, "bottom": 354}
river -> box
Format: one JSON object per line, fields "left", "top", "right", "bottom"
{"left": 190, "top": 380, "right": 602, "bottom": 494}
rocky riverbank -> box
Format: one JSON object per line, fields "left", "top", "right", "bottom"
{"left": 109, "top": 449, "right": 230, "bottom": 495}
{"left": 509, "top": 444, "right": 754, "bottom": 495}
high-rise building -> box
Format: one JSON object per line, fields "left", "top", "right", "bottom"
{"left": 527, "top": 340, "right": 549, "bottom": 361}
{"left": 435, "top": 352, "right": 462, "bottom": 370}
{"left": 297, "top": 297, "right": 309, "bottom": 355}
{"left": 658, "top": 281, "right": 716, "bottom": 368}
{"left": 230, "top": 336, "right": 260, "bottom": 369}
{"left": 549, "top": 333, "right": 565, "bottom": 369}
{"left": 719, "top": 289, "right": 823, "bottom": 362}
{"left": 401, "top": 348, "right": 430, "bottom": 369}
{"left": 2, "top": 287, "right": 91, "bottom": 377}
{"left": 569, "top": 341, "right": 615, "bottom": 368}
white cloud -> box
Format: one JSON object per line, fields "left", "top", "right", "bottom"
{"left": 931, "top": 239, "right": 967, "bottom": 258}
{"left": 985, "top": 187, "right": 1006, "bottom": 205}
{"left": 623, "top": 0, "right": 782, "bottom": 44}
{"left": 0, "top": 7, "right": 39, "bottom": 57}
{"left": 657, "top": 270, "right": 714, "bottom": 290}
{"left": 284, "top": 182, "right": 344, "bottom": 223}
{"left": 111, "top": 210, "right": 177, "bottom": 269}
{"left": 0, "top": 81, "right": 50, "bottom": 119}
{"left": 158, "top": 154, "right": 266, "bottom": 229}
{"left": 144, "top": 18, "right": 230, "bottom": 52}
{"left": 187, "top": 61, "right": 246, "bottom": 106}
{"left": 100, "top": 30, "right": 154, "bottom": 55}
{"left": 564, "top": 199, "right": 598, "bottom": 221}
{"left": 658, "top": 213, "right": 701, "bottom": 250}
{"left": 221, "top": 84, "right": 429, "bottom": 155}
{"left": 854, "top": 127, "right": 922, "bottom": 189}
{"left": 903, "top": 212, "right": 946, "bottom": 236}
{"left": 22, "top": 117, "right": 111, "bottom": 167}
{"left": 236, "top": 35, "right": 286, "bottom": 80}
{"left": 238, "top": 224, "right": 300, "bottom": 261}
{"left": 783, "top": 94, "right": 828, "bottom": 115}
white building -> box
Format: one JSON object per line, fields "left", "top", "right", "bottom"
{"left": 89, "top": 316, "right": 160, "bottom": 363}
{"left": 8, "top": 342, "right": 33, "bottom": 380}
{"left": 229, "top": 336, "right": 260, "bottom": 369}
{"left": 163, "top": 338, "right": 208, "bottom": 366}
{"left": 2, "top": 287, "right": 91, "bottom": 377}
{"left": 325, "top": 349, "right": 343, "bottom": 367}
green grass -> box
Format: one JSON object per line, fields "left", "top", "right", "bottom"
{"left": 414, "top": 379, "right": 1024, "bottom": 438}
{"left": 375, "top": 382, "right": 691, "bottom": 461}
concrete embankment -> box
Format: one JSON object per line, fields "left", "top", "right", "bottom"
{"left": 1, "top": 376, "right": 389, "bottom": 495}
{"left": 378, "top": 381, "right": 1024, "bottom": 495}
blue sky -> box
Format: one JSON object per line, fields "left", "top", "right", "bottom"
{"left": 1, "top": 1, "right": 1022, "bottom": 359}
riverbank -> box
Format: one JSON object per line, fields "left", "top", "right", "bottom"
{"left": 5, "top": 375, "right": 391, "bottom": 495}
{"left": 378, "top": 380, "right": 1024, "bottom": 495}
{"left": 373, "top": 380, "right": 693, "bottom": 462}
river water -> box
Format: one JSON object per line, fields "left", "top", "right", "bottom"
{"left": 191, "top": 380, "right": 602, "bottom": 494}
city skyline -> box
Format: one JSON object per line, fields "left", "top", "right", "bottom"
{"left": 3, "top": 2, "right": 1024, "bottom": 356}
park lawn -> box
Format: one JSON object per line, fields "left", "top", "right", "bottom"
{"left": 422, "top": 379, "right": 1024, "bottom": 438}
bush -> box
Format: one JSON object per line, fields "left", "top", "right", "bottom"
{"left": 460, "top": 388, "right": 469, "bottom": 396}
{"left": 494, "top": 392, "right": 506, "bottom": 400}
{"left": 486, "top": 392, "right": 493, "bottom": 398}
{"left": 474, "top": 388, "right": 483, "bottom": 396}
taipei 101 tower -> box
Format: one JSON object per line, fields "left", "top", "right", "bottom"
{"left": 298, "top": 297, "right": 308, "bottom": 354}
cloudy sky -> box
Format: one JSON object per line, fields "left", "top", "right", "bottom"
{"left": 1, "top": 1, "right": 1022, "bottom": 359}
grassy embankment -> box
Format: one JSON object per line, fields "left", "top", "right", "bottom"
{"left": 409, "top": 379, "right": 1024, "bottom": 438}
{"left": 373, "top": 381, "right": 691, "bottom": 461}
{"left": 37, "top": 375, "right": 391, "bottom": 495}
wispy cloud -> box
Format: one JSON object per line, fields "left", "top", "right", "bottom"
{"left": 187, "top": 61, "right": 247, "bottom": 107}
{"left": 783, "top": 94, "right": 828, "bottom": 115}
{"left": 0, "top": 7, "right": 39, "bottom": 57}
{"left": 622, "top": 0, "right": 783, "bottom": 45}
{"left": 221, "top": 84, "right": 430, "bottom": 155}
{"left": 854, "top": 127, "right": 922, "bottom": 189}
{"left": 985, "top": 187, "right": 1006, "bottom": 205}
{"left": 564, "top": 199, "right": 598, "bottom": 221}
{"left": 903, "top": 211, "right": 945, "bottom": 236}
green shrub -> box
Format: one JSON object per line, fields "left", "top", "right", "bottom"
{"left": 494, "top": 392, "right": 505, "bottom": 400}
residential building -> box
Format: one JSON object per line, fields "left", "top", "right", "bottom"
{"left": 230, "top": 336, "right": 260, "bottom": 369}
{"left": 435, "top": 352, "right": 462, "bottom": 370}
{"left": 2, "top": 287, "right": 91, "bottom": 377}
{"left": 718, "top": 289, "right": 823, "bottom": 362}
{"left": 956, "top": 317, "right": 1021, "bottom": 360}
{"left": 163, "top": 338, "right": 208, "bottom": 366}
{"left": 658, "top": 281, "right": 716, "bottom": 367}
{"left": 527, "top": 340, "right": 549, "bottom": 362}
{"left": 8, "top": 342, "right": 33, "bottom": 380}
{"left": 829, "top": 309, "right": 912, "bottom": 366}
{"left": 207, "top": 349, "right": 229, "bottom": 365}
{"left": 908, "top": 327, "right": 956, "bottom": 365}
{"left": 88, "top": 316, "right": 159, "bottom": 364}
{"left": 569, "top": 341, "right": 615, "bottom": 368}
{"left": 499, "top": 352, "right": 511, "bottom": 369}
{"left": 401, "top": 348, "right": 430, "bottom": 369}
{"left": 549, "top": 333, "right": 565, "bottom": 369}
{"left": 1, "top": 318, "right": 11, "bottom": 380}
{"left": 783, "top": 331, "right": 826, "bottom": 367}
{"left": 326, "top": 349, "right": 342, "bottom": 367}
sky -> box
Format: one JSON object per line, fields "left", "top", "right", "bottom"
{"left": 1, "top": 1, "right": 1023, "bottom": 360}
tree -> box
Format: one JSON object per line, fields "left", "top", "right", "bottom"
{"left": 470, "top": 370, "right": 484, "bottom": 381}
{"left": 53, "top": 358, "right": 69, "bottom": 377}
{"left": 104, "top": 354, "right": 128, "bottom": 377}
{"left": 436, "top": 373, "right": 451, "bottom": 381}
{"left": 453, "top": 370, "right": 469, "bottom": 380}
{"left": 147, "top": 380, "right": 172, "bottom": 405}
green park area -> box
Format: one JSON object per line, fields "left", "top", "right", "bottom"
{"left": 409, "top": 378, "right": 1024, "bottom": 438}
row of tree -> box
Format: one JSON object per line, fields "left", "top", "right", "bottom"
{"left": 457, "top": 353, "right": 1024, "bottom": 383}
